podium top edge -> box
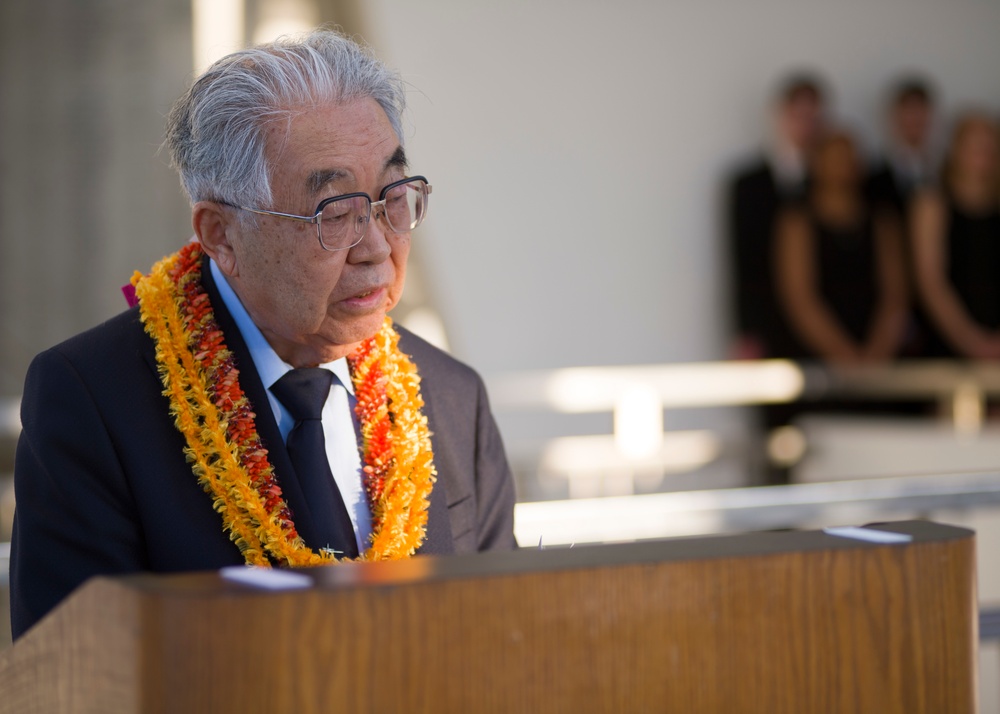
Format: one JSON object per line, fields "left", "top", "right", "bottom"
{"left": 106, "top": 520, "right": 973, "bottom": 597}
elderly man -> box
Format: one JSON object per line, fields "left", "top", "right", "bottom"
{"left": 10, "top": 30, "right": 516, "bottom": 640}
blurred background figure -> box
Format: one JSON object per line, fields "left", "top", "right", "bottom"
{"left": 912, "top": 112, "right": 1000, "bottom": 359}
{"left": 867, "top": 77, "right": 938, "bottom": 358}
{"left": 867, "top": 77, "right": 938, "bottom": 217}
{"left": 727, "top": 74, "right": 827, "bottom": 361}
{"left": 775, "top": 129, "right": 908, "bottom": 365}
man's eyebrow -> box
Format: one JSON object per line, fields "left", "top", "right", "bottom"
{"left": 306, "top": 169, "right": 349, "bottom": 195}
{"left": 306, "top": 147, "right": 407, "bottom": 195}
{"left": 385, "top": 146, "right": 408, "bottom": 172}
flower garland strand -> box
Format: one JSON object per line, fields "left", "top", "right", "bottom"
{"left": 131, "top": 242, "right": 436, "bottom": 566}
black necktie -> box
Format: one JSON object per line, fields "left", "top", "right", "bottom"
{"left": 271, "top": 368, "right": 359, "bottom": 559}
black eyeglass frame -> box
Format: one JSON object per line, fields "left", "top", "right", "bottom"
{"left": 220, "top": 175, "right": 432, "bottom": 252}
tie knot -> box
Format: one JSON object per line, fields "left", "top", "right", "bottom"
{"left": 271, "top": 368, "right": 334, "bottom": 421}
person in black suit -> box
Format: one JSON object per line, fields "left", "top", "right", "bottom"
{"left": 726, "top": 74, "right": 826, "bottom": 484}
{"left": 866, "top": 78, "right": 937, "bottom": 357}
{"left": 728, "top": 74, "right": 827, "bottom": 360}
{"left": 10, "top": 30, "right": 516, "bottom": 640}
{"left": 867, "top": 78, "right": 937, "bottom": 220}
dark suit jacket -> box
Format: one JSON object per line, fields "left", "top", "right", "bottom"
{"left": 728, "top": 155, "right": 805, "bottom": 358}
{"left": 865, "top": 155, "right": 935, "bottom": 220}
{"left": 865, "top": 159, "right": 935, "bottom": 357}
{"left": 866, "top": 161, "right": 908, "bottom": 218}
{"left": 10, "top": 260, "right": 516, "bottom": 639}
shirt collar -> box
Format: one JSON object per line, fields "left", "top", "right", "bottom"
{"left": 888, "top": 143, "right": 928, "bottom": 182}
{"left": 208, "top": 258, "right": 354, "bottom": 395}
{"left": 767, "top": 140, "right": 806, "bottom": 189}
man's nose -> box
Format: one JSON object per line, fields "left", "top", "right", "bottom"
{"left": 349, "top": 206, "right": 392, "bottom": 262}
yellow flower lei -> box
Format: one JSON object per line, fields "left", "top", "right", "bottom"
{"left": 131, "top": 243, "right": 436, "bottom": 566}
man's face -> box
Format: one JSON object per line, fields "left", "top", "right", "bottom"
{"left": 227, "top": 98, "right": 410, "bottom": 367}
{"left": 893, "top": 97, "right": 932, "bottom": 150}
{"left": 778, "top": 92, "right": 824, "bottom": 153}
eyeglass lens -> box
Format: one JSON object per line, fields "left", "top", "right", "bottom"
{"left": 318, "top": 178, "right": 428, "bottom": 250}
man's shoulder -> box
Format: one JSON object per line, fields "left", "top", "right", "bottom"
{"left": 21, "top": 309, "right": 163, "bottom": 413}
{"left": 393, "top": 324, "right": 496, "bottom": 409}
{"left": 731, "top": 155, "right": 773, "bottom": 191}
{"left": 395, "top": 324, "right": 481, "bottom": 387}
{"left": 39, "top": 308, "right": 148, "bottom": 365}
{"left": 20, "top": 308, "right": 160, "bottom": 433}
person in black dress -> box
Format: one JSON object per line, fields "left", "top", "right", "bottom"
{"left": 775, "top": 129, "right": 908, "bottom": 364}
{"left": 912, "top": 112, "right": 1000, "bottom": 359}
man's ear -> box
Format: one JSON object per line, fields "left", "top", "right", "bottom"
{"left": 193, "top": 201, "right": 240, "bottom": 277}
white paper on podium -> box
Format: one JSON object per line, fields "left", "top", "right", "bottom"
{"left": 823, "top": 526, "right": 913, "bottom": 544}
{"left": 220, "top": 565, "right": 314, "bottom": 590}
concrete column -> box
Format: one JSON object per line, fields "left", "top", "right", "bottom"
{"left": 0, "top": 0, "right": 193, "bottom": 394}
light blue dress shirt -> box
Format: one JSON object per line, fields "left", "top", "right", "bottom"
{"left": 209, "top": 259, "right": 372, "bottom": 551}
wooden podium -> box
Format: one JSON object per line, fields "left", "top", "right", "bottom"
{"left": 0, "top": 521, "right": 977, "bottom": 713}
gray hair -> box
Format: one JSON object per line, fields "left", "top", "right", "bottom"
{"left": 165, "top": 29, "right": 406, "bottom": 208}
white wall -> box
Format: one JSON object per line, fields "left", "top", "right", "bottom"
{"left": 362, "top": 0, "right": 1000, "bottom": 376}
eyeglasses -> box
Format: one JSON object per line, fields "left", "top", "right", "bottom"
{"left": 222, "top": 176, "right": 432, "bottom": 252}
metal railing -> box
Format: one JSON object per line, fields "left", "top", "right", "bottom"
{"left": 488, "top": 359, "right": 1000, "bottom": 431}
{"left": 514, "top": 469, "right": 1000, "bottom": 546}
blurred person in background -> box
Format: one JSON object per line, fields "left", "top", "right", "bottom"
{"left": 867, "top": 77, "right": 938, "bottom": 217}
{"left": 728, "top": 73, "right": 827, "bottom": 360}
{"left": 912, "top": 112, "right": 1000, "bottom": 359}
{"left": 774, "top": 129, "right": 908, "bottom": 365}
{"left": 867, "top": 77, "right": 938, "bottom": 358}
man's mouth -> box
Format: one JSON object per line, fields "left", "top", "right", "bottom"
{"left": 342, "top": 286, "right": 386, "bottom": 307}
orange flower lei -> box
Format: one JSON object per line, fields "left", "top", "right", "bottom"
{"left": 131, "top": 242, "right": 436, "bottom": 567}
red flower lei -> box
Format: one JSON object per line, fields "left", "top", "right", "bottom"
{"left": 131, "top": 243, "right": 436, "bottom": 567}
